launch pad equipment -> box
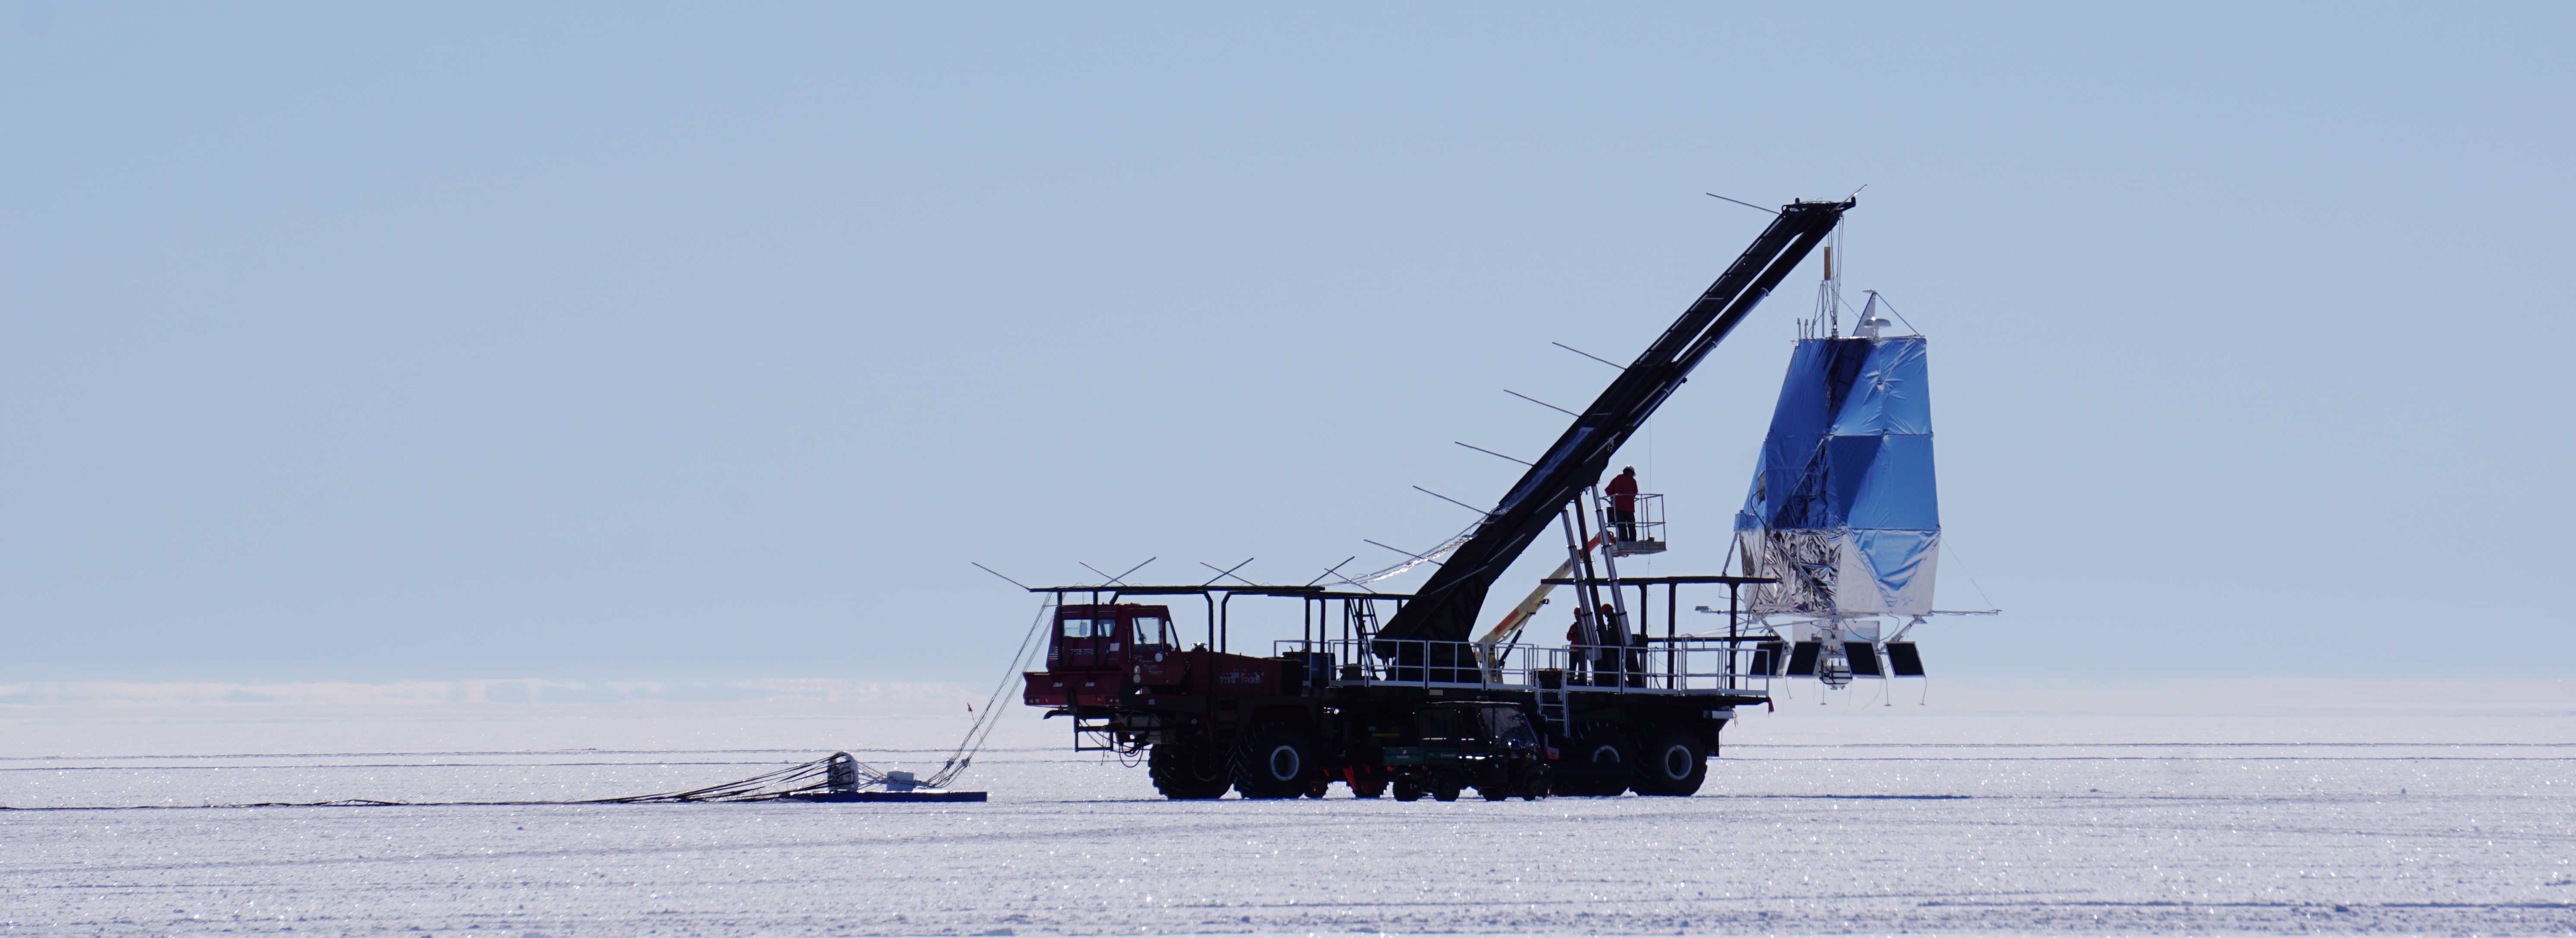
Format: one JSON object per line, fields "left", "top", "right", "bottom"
{"left": 1022, "top": 198, "right": 1866, "bottom": 799}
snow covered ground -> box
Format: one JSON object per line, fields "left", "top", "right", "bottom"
{"left": 5, "top": 679, "right": 2572, "bottom": 935}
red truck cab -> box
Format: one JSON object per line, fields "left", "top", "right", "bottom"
{"left": 1023, "top": 604, "right": 1177, "bottom": 707}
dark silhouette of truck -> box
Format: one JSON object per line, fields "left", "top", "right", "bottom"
{"left": 1021, "top": 198, "right": 1859, "bottom": 799}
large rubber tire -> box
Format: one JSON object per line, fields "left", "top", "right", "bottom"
{"left": 1392, "top": 778, "right": 1424, "bottom": 802}
{"left": 1147, "top": 742, "right": 1232, "bottom": 799}
{"left": 1508, "top": 762, "right": 1548, "bottom": 801}
{"left": 1517, "top": 764, "right": 1547, "bottom": 801}
{"left": 1632, "top": 725, "right": 1709, "bottom": 796}
{"left": 1552, "top": 729, "right": 1634, "bottom": 797}
{"left": 1231, "top": 723, "right": 1317, "bottom": 799}
{"left": 1475, "top": 761, "right": 1536, "bottom": 801}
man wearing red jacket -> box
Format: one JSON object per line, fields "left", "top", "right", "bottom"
{"left": 1605, "top": 466, "right": 1640, "bottom": 542}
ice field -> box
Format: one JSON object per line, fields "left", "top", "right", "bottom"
{"left": 5, "top": 679, "right": 2572, "bottom": 935}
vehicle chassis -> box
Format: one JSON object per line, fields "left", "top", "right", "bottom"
{"left": 1024, "top": 584, "right": 1777, "bottom": 800}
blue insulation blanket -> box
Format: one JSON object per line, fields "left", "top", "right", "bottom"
{"left": 1734, "top": 335, "right": 1940, "bottom": 617}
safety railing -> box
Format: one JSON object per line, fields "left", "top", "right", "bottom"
{"left": 1273, "top": 636, "right": 1771, "bottom": 697}
{"left": 1601, "top": 491, "right": 1666, "bottom": 556}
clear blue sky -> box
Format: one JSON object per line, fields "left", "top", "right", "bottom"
{"left": 5, "top": 2, "right": 2568, "bottom": 684}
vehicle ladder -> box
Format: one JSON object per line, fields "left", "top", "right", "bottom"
{"left": 1534, "top": 669, "right": 1570, "bottom": 729}
{"left": 1345, "top": 602, "right": 1384, "bottom": 681}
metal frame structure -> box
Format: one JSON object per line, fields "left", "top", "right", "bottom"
{"left": 1380, "top": 198, "right": 1856, "bottom": 644}
{"left": 1014, "top": 197, "right": 1862, "bottom": 800}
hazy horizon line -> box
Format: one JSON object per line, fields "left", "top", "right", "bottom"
{"left": 4, "top": 675, "right": 2569, "bottom": 714}
{"left": 0, "top": 677, "right": 986, "bottom": 708}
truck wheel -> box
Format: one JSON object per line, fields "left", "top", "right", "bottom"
{"left": 1432, "top": 779, "right": 1462, "bottom": 802}
{"left": 1551, "top": 729, "right": 1633, "bottom": 796}
{"left": 1515, "top": 763, "right": 1548, "bottom": 801}
{"left": 1304, "top": 780, "right": 1332, "bottom": 799}
{"left": 1147, "top": 743, "right": 1232, "bottom": 800}
{"left": 1392, "top": 778, "right": 1424, "bottom": 802}
{"left": 1351, "top": 777, "right": 1388, "bottom": 799}
{"left": 1230, "top": 723, "right": 1316, "bottom": 799}
{"left": 1632, "top": 725, "right": 1709, "bottom": 796}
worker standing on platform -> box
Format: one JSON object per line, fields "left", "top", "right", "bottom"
{"left": 1606, "top": 467, "right": 1640, "bottom": 542}
{"left": 1599, "top": 602, "right": 1640, "bottom": 686}
{"left": 1565, "top": 615, "right": 1592, "bottom": 684}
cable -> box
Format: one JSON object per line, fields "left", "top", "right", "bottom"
{"left": 923, "top": 598, "right": 1058, "bottom": 788}
{"left": 1941, "top": 537, "right": 2000, "bottom": 613}
{"left": 10, "top": 603, "right": 1071, "bottom": 811}
{"left": 1870, "top": 293, "right": 1923, "bottom": 336}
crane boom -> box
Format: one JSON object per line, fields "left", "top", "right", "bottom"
{"left": 1375, "top": 197, "right": 1854, "bottom": 643}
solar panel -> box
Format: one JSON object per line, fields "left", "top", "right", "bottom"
{"left": 1785, "top": 641, "right": 1823, "bottom": 677}
{"left": 1884, "top": 641, "right": 1925, "bottom": 677}
{"left": 1747, "top": 641, "right": 1784, "bottom": 677}
{"left": 1845, "top": 641, "right": 1884, "bottom": 677}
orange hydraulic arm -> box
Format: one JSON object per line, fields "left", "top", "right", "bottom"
{"left": 1471, "top": 531, "right": 1605, "bottom": 676}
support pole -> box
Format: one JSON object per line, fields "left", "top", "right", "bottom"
{"left": 1727, "top": 582, "right": 1741, "bottom": 688}
{"left": 1220, "top": 591, "right": 1236, "bottom": 654}
{"left": 1666, "top": 582, "right": 1679, "bottom": 689}
{"left": 1587, "top": 486, "right": 1643, "bottom": 690}
{"left": 1558, "top": 510, "right": 1600, "bottom": 684}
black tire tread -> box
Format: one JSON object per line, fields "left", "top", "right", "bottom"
{"left": 1631, "top": 724, "right": 1709, "bottom": 796}
{"left": 1148, "top": 743, "right": 1232, "bottom": 800}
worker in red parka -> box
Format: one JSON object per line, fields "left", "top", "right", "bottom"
{"left": 1605, "top": 466, "right": 1640, "bottom": 542}
{"left": 1565, "top": 616, "right": 1592, "bottom": 685}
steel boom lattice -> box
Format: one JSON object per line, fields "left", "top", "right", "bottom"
{"left": 1375, "top": 198, "right": 1854, "bottom": 643}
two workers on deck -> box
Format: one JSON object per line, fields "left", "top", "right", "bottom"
{"left": 1566, "top": 601, "right": 1647, "bottom": 687}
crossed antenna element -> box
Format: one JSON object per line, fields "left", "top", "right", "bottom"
{"left": 1199, "top": 558, "right": 1256, "bottom": 587}
{"left": 1078, "top": 557, "right": 1155, "bottom": 587}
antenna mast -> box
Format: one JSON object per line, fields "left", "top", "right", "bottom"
{"left": 1814, "top": 225, "right": 1845, "bottom": 338}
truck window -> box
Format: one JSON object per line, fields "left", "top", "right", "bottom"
{"left": 1060, "top": 618, "right": 1099, "bottom": 638}
{"left": 1130, "top": 616, "right": 1171, "bottom": 648}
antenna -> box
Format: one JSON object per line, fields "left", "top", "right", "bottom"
{"left": 1079, "top": 556, "right": 1156, "bottom": 587}
{"left": 1304, "top": 556, "right": 1357, "bottom": 587}
{"left": 1198, "top": 559, "right": 1260, "bottom": 587}
{"left": 1197, "top": 557, "right": 1254, "bottom": 587}
{"left": 970, "top": 562, "right": 1034, "bottom": 591}
{"left": 1814, "top": 225, "right": 1845, "bottom": 338}
{"left": 1827, "top": 244, "right": 1836, "bottom": 336}
{"left": 1704, "top": 193, "right": 1778, "bottom": 215}
{"left": 1855, "top": 291, "right": 1893, "bottom": 338}
{"left": 1413, "top": 485, "right": 1492, "bottom": 516}
{"left": 1362, "top": 539, "right": 1441, "bottom": 565}
{"left": 1551, "top": 342, "right": 1624, "bottom": 370}
{"left": 1504, "top": 389, "right": 1578, "bottom": 417}
{"left": 1454, "top": 442, "right": 1533, "bottom": 466}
